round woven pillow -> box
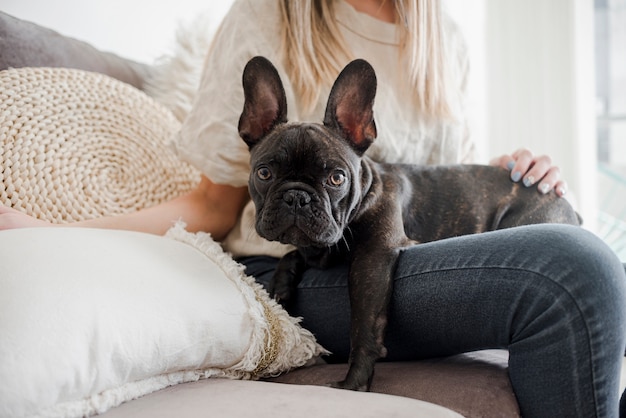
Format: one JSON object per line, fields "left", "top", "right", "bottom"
{"left": 0, "top": 67, "right": 200, "bottom": 223}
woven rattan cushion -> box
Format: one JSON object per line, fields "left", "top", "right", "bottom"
{"left": 0, "top": 67, "right": 199, "bottom": 222}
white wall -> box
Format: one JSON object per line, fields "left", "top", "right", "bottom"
{"left": 443, "top": 0, "right": 598, "bottom": 230}
{"left": 444, "top": 0, "right": 488, "bottom": 163}
{"left": 485, "top": 0, "right": 597, "bottom": 228}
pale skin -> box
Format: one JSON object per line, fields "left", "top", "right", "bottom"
{"left": 0, "top": 0, "right": 567, "bottom": 233}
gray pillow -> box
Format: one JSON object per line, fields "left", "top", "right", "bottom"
{"left": 0, "top": 12, "right": 152, "bottom": 90}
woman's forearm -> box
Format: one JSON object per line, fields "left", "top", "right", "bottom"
{"left": 72, "top": 176, "right": 249, "bottom": 239}
{"left": 0, "top": 176, "right": 249, "bottom": 240}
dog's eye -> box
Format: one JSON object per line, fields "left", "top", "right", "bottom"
{"left": 328, "top": 171, "right": 346, "bottom": 187}
{"left": 257, "top": 167, "right": 272, "bottom": 181}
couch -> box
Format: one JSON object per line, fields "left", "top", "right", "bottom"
{"left": 0, "top": 11, "right": 522, "bottom": 418}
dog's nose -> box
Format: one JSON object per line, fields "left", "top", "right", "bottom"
{"left": 283, "top": 190, "right": 311, "bottom": 208}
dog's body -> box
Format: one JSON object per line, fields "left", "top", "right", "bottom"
{"left": 238, "top": 56, "right": 580, "bottom": 391}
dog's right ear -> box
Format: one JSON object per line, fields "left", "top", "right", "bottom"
{"left": 323, "top": 59, "right": 377, "bottom": 155}
{"left": 238, "top": 56, "right": 288, "bottom": 149}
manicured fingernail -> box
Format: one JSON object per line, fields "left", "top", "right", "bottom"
{"left": 539, "top": 183, "right": 550, "bottom": 194}
{"left": 523, "top": 176, "right": 535, "bottom": 187}
{"left": 511, "top": 171, "right": 522, "bottom": 182}
{"left": 506, "top": 160, "right": 515, "bottom": 170}
{"left": 557, "top": 186, "right": 567, "bottom": 196}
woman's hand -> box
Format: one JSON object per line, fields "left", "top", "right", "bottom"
{"left": 490, "top": 148, "right": 568, "bottom": 197}
{"left": 0, "top": 206, "right": 54, "bottom": 230}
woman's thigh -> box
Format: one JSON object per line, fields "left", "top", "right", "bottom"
{"left": 243, "top": 224, "right": 625, "bottom": 360}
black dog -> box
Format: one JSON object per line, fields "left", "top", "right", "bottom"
{"left": 238, "top": 56, "right": 580, "bottom": 391}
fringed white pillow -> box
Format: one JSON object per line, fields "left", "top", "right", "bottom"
{"left": 0, "top": 224, "right": 327, "bottom": 418}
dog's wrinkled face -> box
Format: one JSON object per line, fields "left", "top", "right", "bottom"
{"left": 238, "top": 56, "right": 378, "bottom": 248}
{"left": 248, "top": 123, "right": 361, "bottom": 247}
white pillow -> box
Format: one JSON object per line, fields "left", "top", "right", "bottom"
{"left": 0, "top": 224, "right": 326, "bottom": 417}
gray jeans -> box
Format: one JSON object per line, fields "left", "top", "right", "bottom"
{"left": 241, "top": 224, "right": 626, "bottom": 417}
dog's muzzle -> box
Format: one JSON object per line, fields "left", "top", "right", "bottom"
{"left": 283, "top": 189, "right": 311, "bottom": 209}
{"left": 257, "top": 187, "right": 342, "bottom": 248}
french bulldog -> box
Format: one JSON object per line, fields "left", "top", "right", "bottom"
{"left": 237, "top": 56, "right": 580, "bottom": 391}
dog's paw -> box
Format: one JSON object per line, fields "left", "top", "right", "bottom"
{"left": 269, "top": 278, "right": 295, "bottom": 305}
{"left": 328, "top": 380, "right": 369, "bottom": 392}
{"left": 273, "top": 289, "right": 295, "bottom": 306}
{"left": 270, "top": 250, "right": 305, "bottom": 307}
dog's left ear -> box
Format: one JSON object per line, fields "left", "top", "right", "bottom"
{"left": 323, "top": 59, "right": 377, "bottom": 155}
{"left": 238, "top": 56, "right": 288, "bottom": 149}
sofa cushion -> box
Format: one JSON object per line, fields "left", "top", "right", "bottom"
{"left": 98, "top": 379, "right": 463, "bottom": 418}
{"left": 0, "top": 225, "right": 326, "bottom": 417}
{"left": 267, "top": 350, "right": 520, "bottom": 418}
{"left": 0, "top": 12, "right": 151, "bottom": 90}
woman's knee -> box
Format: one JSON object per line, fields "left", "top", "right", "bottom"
{"left": 530, "top": 225, "right": 626, "bottom": 302}
{"left": 514, "top": 225, "right": 626, "bottom": 353}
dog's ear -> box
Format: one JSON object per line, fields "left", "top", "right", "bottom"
{"left": 238, "top": 56, "right": 288, "bottom": 148}
{"left": 323, "top": 59, "right": 377, "bottom": 155}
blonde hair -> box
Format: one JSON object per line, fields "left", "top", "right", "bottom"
{"left": 279, "top": 0, "right": 453, "bottom": 119}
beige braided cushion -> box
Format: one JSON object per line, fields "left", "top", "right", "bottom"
{"left": 0, "top": 67, "right": 200, "bottom": 222}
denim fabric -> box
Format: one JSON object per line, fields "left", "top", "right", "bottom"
{"left": 240, "top": 224, "right": 626, "bottom": 418}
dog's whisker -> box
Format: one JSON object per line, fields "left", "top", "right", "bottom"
{"left": 343, "top": 227, "right": 354, "bottom": 251}
{"left": 341, "top": 235, "right": 351, "bottom": 252}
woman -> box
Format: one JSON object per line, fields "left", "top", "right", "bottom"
{"left": 1, "top": 1, "right": 624, "bottom": 416}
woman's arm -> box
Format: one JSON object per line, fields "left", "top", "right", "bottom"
{"left": 0, "top": 175, "right": 249, "bottom": 240}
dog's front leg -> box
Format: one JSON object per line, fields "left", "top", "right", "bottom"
{"left": 270, "top": 250, "right": 306, "bottom": 306}
{"left": 331, "top": 248, "right": 399, "bottom": 391}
